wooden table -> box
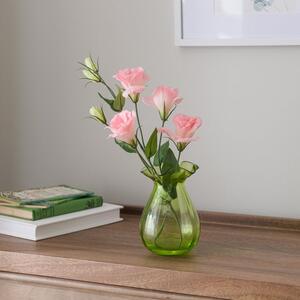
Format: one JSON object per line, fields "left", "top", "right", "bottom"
{"left": 0, "top": 210, "right": 300, "bottom": 299}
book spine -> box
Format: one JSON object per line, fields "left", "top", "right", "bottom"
{"left": 32, "top": 196, "right": 103, "bottom": 220}
{"left": 21, "top": 192, "right": 95, "bottom": 205}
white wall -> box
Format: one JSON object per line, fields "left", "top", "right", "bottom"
{"left": 1, "top": 0, "right": 300, "bottom": 218}
{"left": 0, "top": 4, "right": 14, "bottom": 190}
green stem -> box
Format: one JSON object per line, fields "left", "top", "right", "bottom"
{"left": 177, "top": 151, "right": 182, "bottom": 163}
{"left": 102, "top": 80, "right": 116, "bottom": 99}
{"left": 136, "top": 136, "right": 161, "bottom": 181}
{"left": 148, "top": 159, "right": 159, "bottom": 178}
{"left": 136, "top": 148, "right": 153, "bottom": 174}
{"left": 134, "top": 103, "right": 161, "bottom": 180}
{"left": 134, "top": 102, "right": 146, "bottom": 148}
{"left": 169, "top": 201, "right": 183, "bottom": 248}
{"left": 157, "top": 119, "right": 165, "bottom": 174}
{"left": 154, "top": 200, "right": 183, "bottom": 249}
{"left": 154, "top": 213, "right": 167, "bottom": 248}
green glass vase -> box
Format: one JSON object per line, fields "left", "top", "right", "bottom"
{"left": 139, "top": 181, "right": 200, "bottom": 256}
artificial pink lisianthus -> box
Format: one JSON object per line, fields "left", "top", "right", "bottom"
{"left": 107, "top": 110, "right": 137, "bottom": 145}
{"left": 143, "top": 86, "right": 182, "bottom": 121}
{"left": 113, "top": 67, "right": 149, "bottom": 99}
{"left": 158, "top": 114, "right": 202, "bottom": 150}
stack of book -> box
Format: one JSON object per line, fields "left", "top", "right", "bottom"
{"left": 0, "top": 185, "right": 122, "bottom": 240}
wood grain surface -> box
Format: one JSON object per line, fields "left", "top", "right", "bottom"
{"left": 123, "top": 206, "right": 300, "bottom": 231}
{"left": 0, "top": 212, "right": 299, "bottom": 299}
{"left": 0, "top": 273, "right": 211, "bottom": 300}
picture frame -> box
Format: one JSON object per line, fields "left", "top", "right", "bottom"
{"left": 175, "top": 0, "right": 300, "bottom": 46}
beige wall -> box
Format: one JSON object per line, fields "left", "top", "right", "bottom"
{"left": 1, "top": 0, "right": 300, "bottom": 218}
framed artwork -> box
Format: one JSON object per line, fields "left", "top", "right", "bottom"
{"left": 175, "top": 0, "right": 300, "bottom": 46}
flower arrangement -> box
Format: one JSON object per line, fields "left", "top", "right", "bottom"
{"left": 81, "top": 57, "right": 201, "bottom": 192}
{"left": 80, "top": 56, "right": 202, "bottom": 255}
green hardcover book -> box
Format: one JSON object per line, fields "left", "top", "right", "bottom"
{"left": 0, "top": 195, "right": 103, "bottom": 220}
{"left": 0, "top": 185, "right": 94, "bottom": 206}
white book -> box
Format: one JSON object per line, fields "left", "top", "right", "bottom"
{"left": 0, "top": 203, "right": 123, "bottom": 241}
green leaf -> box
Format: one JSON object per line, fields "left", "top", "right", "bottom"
{"left": 115, "top": 139, "right": 136, "bottom": 153}
{"left": 154, "top": 141, "right": 169, "bottom": 166}
{"left": 170, "top": 161, "right": 199, "bottom": 183}
{"left": 180, "top": 161, "right": 199, "bottom": 174}
{"left": 159, "top": 149, "right": 180, "bottom": 199}
{"left": 170, "top": 169, "right": 187, "bottom": 183}
{"left": 141, "top": 167, "right": 156, "bottom": 181}
{"left": 167, "top": 184, "right": 177, "bottom": 199}
{"left": 112, "top": 88, "right": 125, "bottom": 112}
{"left": 161, "top": 148, "right": 179, "bottom": 175}
{"left": 162, "top": 176, "right": 178, "bottom": 199}
{"left": 98, "top": 92, "right": 114, "bottom": 106}
{"left": 145, "top": 128, "right": 157, "bottom": 159}
{"left": 98, "top": 88, "right": 125, "bottom": 112}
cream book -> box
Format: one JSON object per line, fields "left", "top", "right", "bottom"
{"left": 0, "top": 203, "right": 123, "bottom": 241}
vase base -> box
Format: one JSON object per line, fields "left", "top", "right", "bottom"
{"left": 146, "top": 247, "right": 192, "bottom": 256}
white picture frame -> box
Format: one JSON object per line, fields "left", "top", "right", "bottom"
{"left": 175, "top": 0, "right": 300, "bottom": 46}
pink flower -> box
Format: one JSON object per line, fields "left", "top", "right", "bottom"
{"left": 113, "top": 67, "right": 149, "bottom": 99}
{"left": 143, "top": 86, "right": 182, "bottom": 120}
{"left": 108, "top": 110, "right": 136, "bottom": 145}
{"left": 158, "top": 114, "right": 202, "bottom": 150}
